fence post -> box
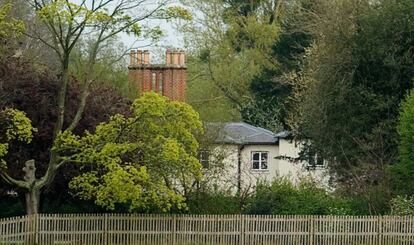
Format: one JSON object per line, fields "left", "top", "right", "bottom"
{"left": 104, "top": 213, "right": 108, "bottom": 245}
{"left": 240, "top": 215, "right": 245, "bottom": 245}
{"left": 378, "top": 216, "right": 383, "bottom": 245}
{"left": 172, "top": 215, "right": 176, "bottom": 245}
{"left": 309, "top": 216, "right": 315, "bottom": 245}
{"left": 35, "top": 214, "right": 39, "bottom": 245}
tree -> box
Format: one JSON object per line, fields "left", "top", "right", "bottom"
{"left": 179, "top": 0, "right": 281, "bottom": 121}
{"left": 0, "top": 0, "right": 191, "bottom": 214}
{"left": 289, "top": 0, "right": 414, "bottom": 212}
{"left": 393, "top": 87, "right": 414, "bottom": 196}
{"left": 0, "top": 109, "right": 38, "bottom": 214}
{"left": 185, "top": 55, "right": 242, "bottom": 122}
{"left": 0, "top": 56, "right": 130, "bottom": 209}
{"left": 56, "top": 93, "right": 203, "bottom": 212}
{"left": 0, "top": 93, "right": 203, "bottom": 213}
{"left": 69, "top": 37, "right": 131, "bottom": 98}
{"left": 0, "top": 2, "right": 25, "bottom": 56}
{"left": 246, "top": 0, "right": 313, "bottom": 130}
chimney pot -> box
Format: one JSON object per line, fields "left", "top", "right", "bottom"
{"left": 179, "top": 51, "right": 186, "bottom": 66}
{"left": 130, "top": 50, "right": 136, "bottom": 66}
{"left": 136, "top": 50, "right": 143, "bottom": 65}
{"left": 143, "top": 50, "right": 150, "bottom": 65}
{"left": 166, "top": 50, "right": 172, "bottom": 65}
{"left": 173, "top": 51, "right": 179, "bottom": 66}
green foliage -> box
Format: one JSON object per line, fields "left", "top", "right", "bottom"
{"left": 36, "top": 0, "right": 190, "bottom": 43}
{"left": 0, "top": 197, "right": 25, "bottom": 218}
{"left": 247, "top": 178, "right": 352, "bottom": 215}
{"left": 159, "top": 6, "right": 192, "bottom": 21}
{"left": 180, "top": 0, "right": 280, "bottom": 121}
{"left": 36, "top": 0, "right": 90, "bottom": 22}
{"left": 247, "top": 0, "right": 313, "bottom": 130}
{"left": 0, "top": 3, "right": 25, "bottom": 37}
{"left": 1, "top": 108, "right": 37, "bottom": 143}
{"left": 390, "top": 196, "right": 414, "bottom": 216}
{"left": 0, "top": 108, "right": 36, "bottom": 169}
{"left": 186, "top": 55, "right": 241, "bottom": 122}
{"left": 54, "top": 93, "right": 203, "bottom": 212}
{"left": 186, "top": 190, "right": 240, "bottom": 214}
{"left": 69, "top": 37, "right": 130, "bottom": 97}
{"left": 292, "top": 0, "right": 414, "bottom": 183}
{"left": 393, "top": 87, "right": 414, "bottom": 195}
{"left": 0, "top": 144, "right": 7, "bottom": 169}
{"left": 0, "top": 3, "right": 25, "bottom": 55}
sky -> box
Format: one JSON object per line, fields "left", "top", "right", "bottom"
{"left": 71, "top": 0, "right": 187, "bottom": 63}
{"left": 119, "top": 19, "right": 185, "bottom": 63}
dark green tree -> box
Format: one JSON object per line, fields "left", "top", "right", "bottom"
{"left": 290, "top": 0, "right": 414, "bottom": 212}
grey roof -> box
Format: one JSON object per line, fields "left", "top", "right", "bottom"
{"left": 207, "top": 122, "right": 278, "bottom": 145}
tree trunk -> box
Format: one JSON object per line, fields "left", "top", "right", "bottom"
{"left": 25, "top": 188, "right": 40, "bottom": 215}
{"left": 23, "top": 159, "right": 40, "bottom": 215}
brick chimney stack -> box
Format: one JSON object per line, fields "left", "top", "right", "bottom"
{"left": 128, "top": 49, "right": 187, "bottom": 101}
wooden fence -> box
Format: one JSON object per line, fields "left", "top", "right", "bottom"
{"left": 1, "top": 214, "right": 414, "bottom": 245}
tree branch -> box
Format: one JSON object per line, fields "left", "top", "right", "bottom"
{"left": 0, "top": 171, "right": 28, "bottom": 189}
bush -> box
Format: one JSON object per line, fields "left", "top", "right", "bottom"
{"left": 0, "top": 196, "right": 25, "bottom": 218}
{"left": 390, "top": 196, "right": 414, "bottom": 215}
{"left": 247, "top": 178, "right": 353, "bottom": 215}
{"left": 186, "top": 190, "right": 240, "bottom": 214}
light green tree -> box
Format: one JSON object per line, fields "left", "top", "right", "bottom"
{"left": 0, "top": 0, "right": 191, "bottom": 214}
{"left": 179, "top": 0, "right": 281, "bottom": 119}
{"left": 393, "top": 86, "right": 414, "bottom": 196}
{"left": 0, "top": 3, "right": 25, "bottom": 56}
{"left": 1, "top": 93, "right": 203, "bottom": 213}
{"left": 56, "top": 93, "right": 203, "bottom": 212}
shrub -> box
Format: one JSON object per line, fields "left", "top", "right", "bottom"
{"left": 390, "top": 196, "right": 414, "bottom": 215}
{"left": 186, "top": 190, "right": 240, "bottom": 214}
{"left": 247, "top": 178, "right": 353, "bottom": 215}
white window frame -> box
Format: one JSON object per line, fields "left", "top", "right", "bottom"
{"left": 251, "top": 151, "right": 269, "bottom": 171}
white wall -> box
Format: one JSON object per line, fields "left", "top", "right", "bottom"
{"left": 205, "top": 139, "right": 330, "bottom": 192}
{"left": 239, "top": 144, "right": 279, "bottom": 187}
{"left": 275, "top": 139, "right": 329, "bottom": 187}
{"left": 202, "top": 144, "right": 239, "bottom": 192}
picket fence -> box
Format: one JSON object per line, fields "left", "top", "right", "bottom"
{"left": 1, "top": 214, "right": 414, "bottom": 245}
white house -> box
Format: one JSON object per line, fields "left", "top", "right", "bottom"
{"left": 202, "top": 122, "right": 328, "bottom": 192}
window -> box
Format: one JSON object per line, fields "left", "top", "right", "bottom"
{"left": 158, "top": 73, "right": 163, "bottom": 94}
{"left": 199, "top": 150, "right": 210, "bottom": 168}
{"left": 251, "top": 151, "right": 268, "bottom": 170}
{"left": 307, "top": 153, "right": 326, "bottom": 170}
{"left": 151, "top": 72, "right": 157, "bottom": 91}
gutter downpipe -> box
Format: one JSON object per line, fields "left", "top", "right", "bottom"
{"left": 237, "top": 144, "right": 245, "bottom": 202}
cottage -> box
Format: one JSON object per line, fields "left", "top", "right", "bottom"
{"left": 202, "top": 122, "right": 328, "bottom": 192}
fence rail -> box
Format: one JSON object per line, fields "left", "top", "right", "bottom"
{"left": 1, "top": 214, "right": 414, "bottom": 245}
